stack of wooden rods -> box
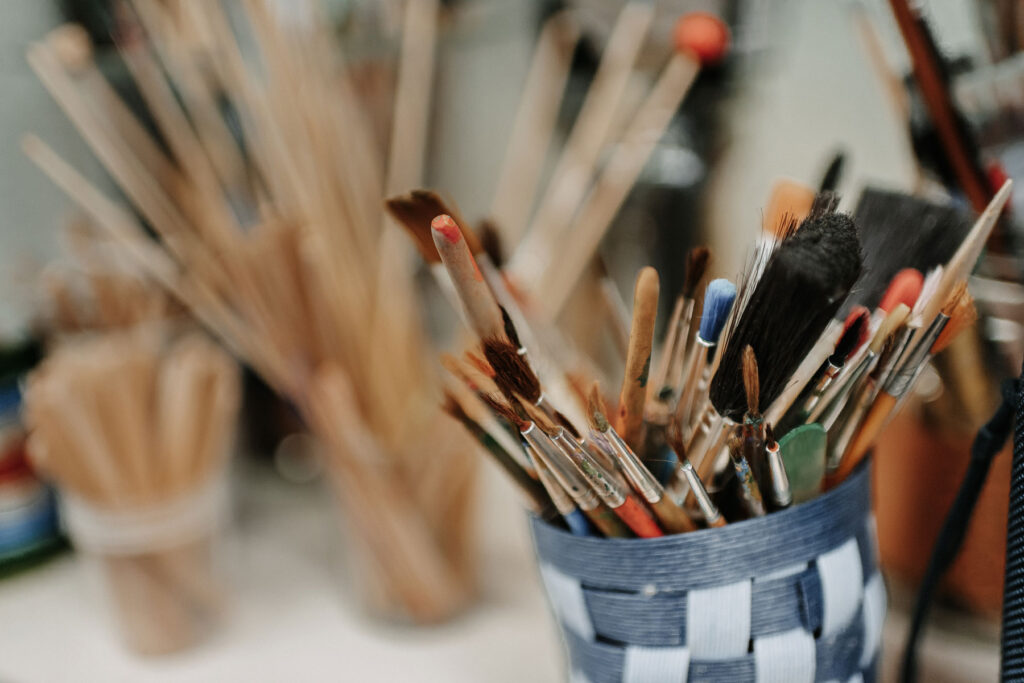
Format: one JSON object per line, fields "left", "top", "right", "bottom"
{"left": 23, "top": 2, "right": 477, "bottom": 622}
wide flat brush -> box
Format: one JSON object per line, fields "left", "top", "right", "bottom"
{"left": 693, "top": 211, "right": 862, "bottom": 479}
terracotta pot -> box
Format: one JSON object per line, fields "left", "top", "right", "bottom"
{"left": 873, "top": 410, "right": 1010, "bottom": 618}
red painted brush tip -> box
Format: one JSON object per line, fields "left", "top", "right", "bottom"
{"left": 431, "top": 214, "right": 462, "bottom": 244}
{"left": 673, "top": 12, "right": 730, "bottom": 65}
{"left": 844, "top": 306, "right": 871, "bottom": 354}
{"left": 878, "top": 268, "right": 924, "bottom": 313}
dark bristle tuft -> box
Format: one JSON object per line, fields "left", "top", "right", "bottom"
{"left": 483, "top": 338, "right": 541, "bottom": 402}
{"left": 683, "top": 246, "right": 711, "bottom": 298}
{"left": 666, "top": 420, "right": 686, "bottom": 460}
{"left": 841, "top": 188, "right": 973, "bottom": 317}
{"left": 808, "top": 192, "right": 840, "bottom": 219}
{"left": 765, "top": 423, "right": 776, "bottom": 446}
{"left": 555, "top": 411, "right": 581, "bottom": 439}
{"left": 478, "top": 218, "right": 505, "bottom": 268}
{"left": 710, "top": 211, "right": 862, "bottom": 421}
{"left": 499, "top": 306, "right": 522, "bottom": 349}
{"left": 442, "top": 391, "right": 468, "bottom": 424}
{"left": 742, "top": 345, "right": 759, "bottom": 417}
{"left": 518, "top": 399, "right": 558, "bottom": 435}
{"left": 818, "top": 151, "right": 845, "bottom": 194}
{"left": 830, "top": 310, "right": 867, "bottom": 365}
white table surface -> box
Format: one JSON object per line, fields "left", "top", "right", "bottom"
{"left": 0, "top": 461, "right": 564, "bottom": 683}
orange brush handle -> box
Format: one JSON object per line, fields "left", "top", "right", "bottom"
{"left": 614, "top": 495, "right": 664, "bottom": 538}
{"left": 828, "top": 392, "right": 896, "bottom": 487}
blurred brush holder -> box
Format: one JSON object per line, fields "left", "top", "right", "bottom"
{"left": 530, "top": 463, "right": 884, "bottom": 683}
{"left": 60, "top": 473, "right": 229, "bottom": 655}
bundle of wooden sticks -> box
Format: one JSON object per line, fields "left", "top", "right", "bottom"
{"left": 421, "top": 177, "right": 1010, "bottom": 537}
{"left": 23, "top": 329, "right": 239, "bottom": 653}
{"left": 22, "top": 2, "right": 478, "bottom": 621}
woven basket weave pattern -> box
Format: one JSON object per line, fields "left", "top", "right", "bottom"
{"left": 531, "top": 465, "right": 884, "bottom": 683}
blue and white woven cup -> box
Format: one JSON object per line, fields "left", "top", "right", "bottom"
{"left": 530, "top": 463, "right": 885, "bottom": 683}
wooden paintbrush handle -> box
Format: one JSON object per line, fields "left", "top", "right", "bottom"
{"left": 618, "top": 267, "right": 659, "bottom": 448}
{"left": 649, "top": 494, "right": 697, "bottom": 534}
{"left": 829, "top": 392, "right": 897, "bottom": 487}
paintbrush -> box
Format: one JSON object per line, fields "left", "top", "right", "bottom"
{"left": 740, "top": 345, "right": 769, "bottom": 493}
{"left": 617, "top": 267, "right": 659, "bottom": 451}
{"left": 442, "top": 389, "right": 551, "bottom": 517}
{"left": 665, "top": 420, "right": 726, "bottom": 527}
{"left": 431, "top": 214, "right": 507, "bottom": 341}
{"left": 496, "top": 397, "right": 629, "bottom": 538}
{"left": 764, "top": 425, "right": 792, "bottom": 510}
{"left": 522, "top": 401, "right": 662, "bottom": 538}
{"left": 726, "top": 425, "right": 767, "bottom": 518}
{"left": 762, "top": 179, "right": 815, "bottom": 239}
{"left": 690, "top": 210, "right": 862, "bottom": 480}
{"left": 649, "top": 246, "right": 711, "bottom": 404}
{"left": 831, "top": 282, "right": 976, "bottom": 485}
{"left": 781, "top": 307, "right": 869, "bottom": 432}
{"left": 674, "top": 278, "right": 737, "bottom": 438}
{"left": 587, "top": 383, "right": 696, "bottom": 533}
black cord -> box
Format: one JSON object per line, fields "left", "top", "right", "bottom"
{"left": 1002, "top": 369, "right": 1024, "bottom": 681}
{"left": 901, "top": 375, "right": 1018, "bottom": 683}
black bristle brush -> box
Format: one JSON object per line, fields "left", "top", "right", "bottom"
{"left": 690, "top": 209, "right": 862, "bottom": 482}
{"left": 840, "top": 188, "right": 973, "bottom": 317}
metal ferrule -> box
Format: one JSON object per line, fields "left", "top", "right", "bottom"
{"left": 680, "top": 460, "right": 722, "bottom": 525}
{"left": 605, "top": 427, "right": 662, "bottom": 504}
{"left": 766, "top": 443, "right": 792, "bottom": 508}
{"left": 873, "top": 325, "right": 917, "bottom": 390}
{"left": 883, "top": 314, "right": 950, "bottom": 399}
{"left": 552, "top": 429, "right": 626, "bottom": 507}
{"left": 525, "top": 443, "right": 576, "bottom": 516}
{"left": 521, "top": 424, "right": 599, "bottom": 510}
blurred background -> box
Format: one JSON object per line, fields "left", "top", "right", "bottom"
{"left": 0, "top": 0, "right": 1019, "bottom": 680}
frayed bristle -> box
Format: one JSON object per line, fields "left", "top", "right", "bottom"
{"left": 586, "top": 382, "right": 611, "bottom": 432}
{"left": 698, "top": 278, "right": 737, "bottom": 343}
{"left": 742, "top": 345, "right": 759, "bottom": 417}
{"left": 830, "top": 309, "right": 868, "bottom": 365}
{"left": 710, "top": 211, "right": 862, "bottom": 420}
{"left": 683, "top": 246, "right": 711, "bottom": 298}
{"left": 555, "top": 411, "right": 581, "bottom": 439}
{"left": 518, "top": 399, "right": 558, "bottom": 435}
{"left": 483, "top": 338, "right": 541, "bottom": 402}
{"left": 666, "top": 420, "right": 686, "bottom": 460}
{"left": 932, "top": 281, "right": 976, "bottom": 354}
{"left": 765, "top": 423, "right": 776, "bottom": 446}
{"left": 481, "top": 391, "right": 528, "bottom": 431}
{"left": 478, "top": 218, "right": 505, "bottom": 268}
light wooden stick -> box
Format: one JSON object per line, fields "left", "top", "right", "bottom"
{"left": 490, "top": 11, "right": 580, "bottom": 243}
{"left": 617, "top": 267, "right": 659, "bottom": 448}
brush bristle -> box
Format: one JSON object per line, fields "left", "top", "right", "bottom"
{"left": 710, "top": 211, "right": 862, "bottom": 420}
{"left": 765, "top": 423, "right": 776, "bottom": 446}
{"left": 442, "top": 390, "right": 470, "bottom": 424}
{"left": 499, "top": 306, "right": 522, "bottom": 349}
{"left": 586, "top": 382, "right": 610, "bottom": 432}
{"left": 482, "top": 392, "right": 529, "bottom": 431}
{"left": 483, "top": 338, "right": 541, "bottom": 402}
{"left": 518, "top": 398, "right": 558, "bottom": 435}
{"left": 818, "top": 151, "right": 845, "bottom": 194}
{"left": 808, "top": 192, "right": 840, "bottom": 219}
{"left": 698, "top": 278, "right": 737, "bottom": 342}
{"left": 742, "top": 345, "right": 759, "bottom": 417}
{"left": 465, "top": 350, "right": 494, "bottom": 378}
{"left": 830, "top": 309, "right": 868, "bottom": 365}
{"left": 683, "top": 246, "right": 711, "bottom": 298}
{"left": 478, "top": 218, "right": 505, "bottom": 269}
{"left": 842, "top": 189, "right": 973, "bottom": 316}
{"left": 932, "top": 282, "right": 976, "bottom": 354}
{"left": 385, "top": 190, "right": 453, "bottom": 264}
